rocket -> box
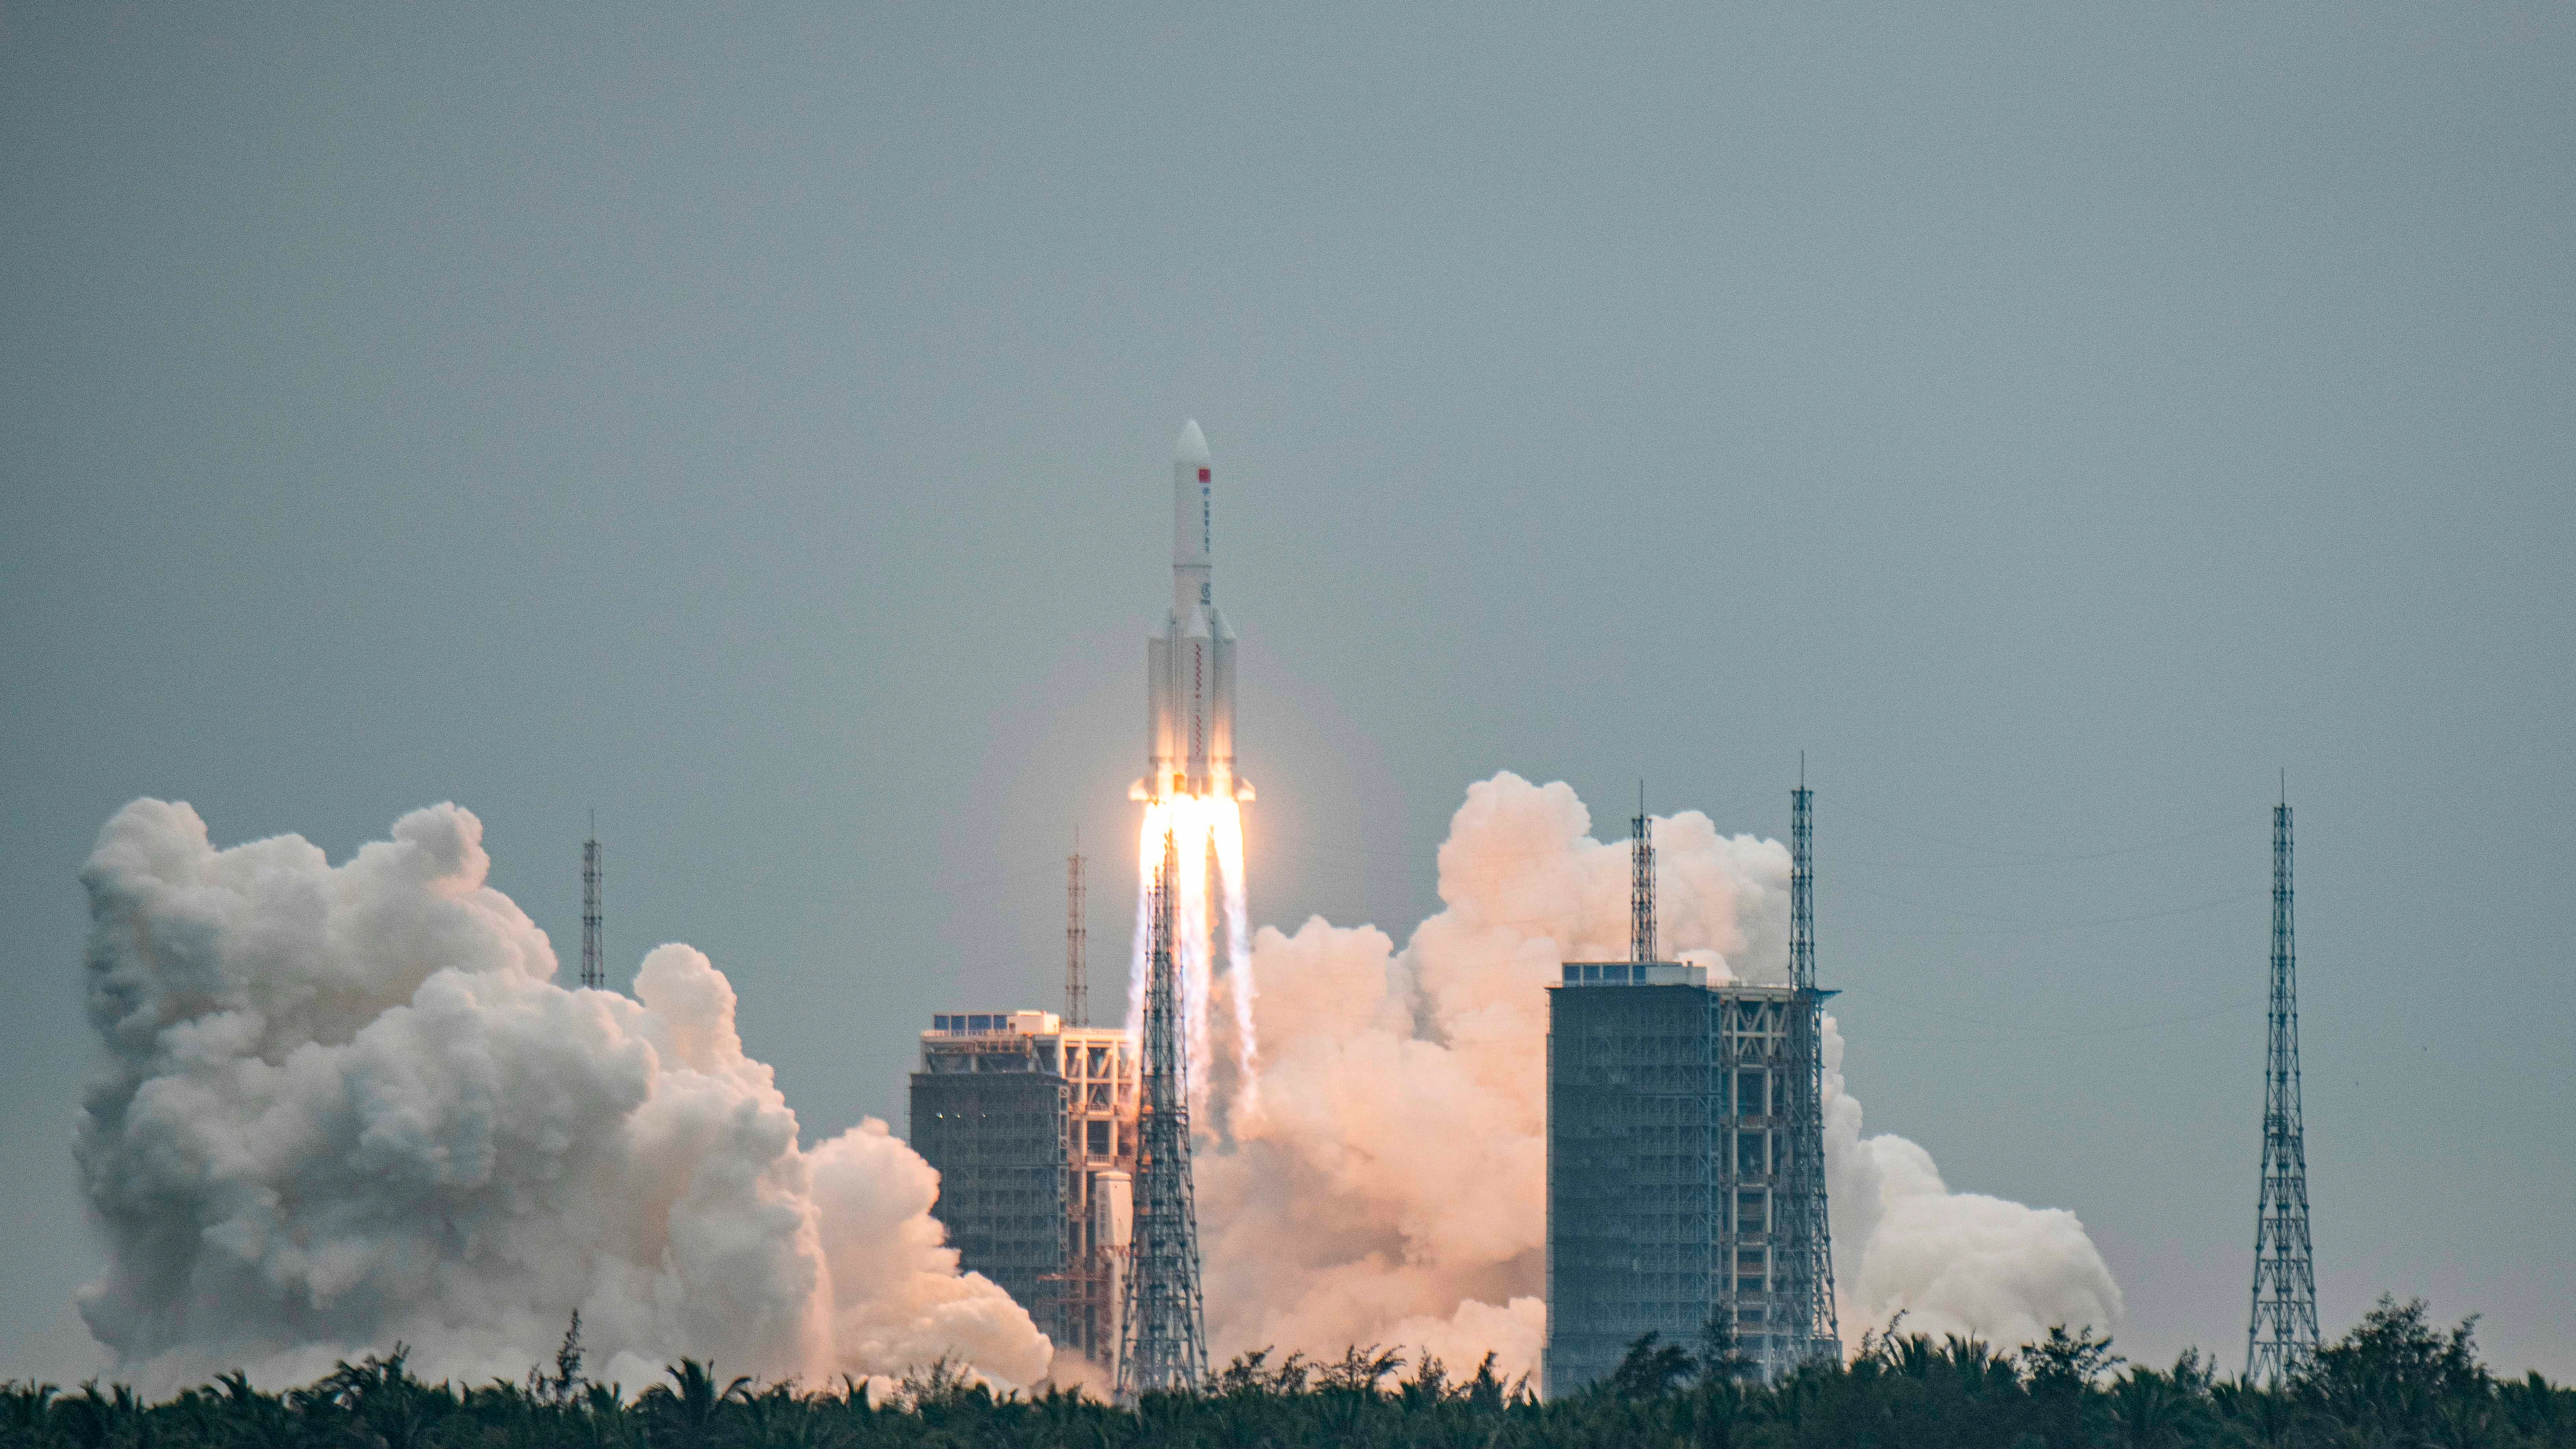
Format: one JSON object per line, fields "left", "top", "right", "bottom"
{"left": 1136, "top": 420, "right": 1252, "bottom": 805}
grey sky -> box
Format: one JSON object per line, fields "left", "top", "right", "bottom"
{"left": 3, "top": 2, "right": 2569, "bottom": 1379}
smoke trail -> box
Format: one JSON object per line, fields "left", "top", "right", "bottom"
{"left": 72, "top": 799, "right": 1055, "bottom": 1394}
{"left": 1200, "top": 773, "right": 2123, "bottom": 1381}
{"left": 1178, "top": 805, "right": 1215, "bottom": 1090}
{"left": 1212, "top": 802, "right": 1257, "bottom": 1112}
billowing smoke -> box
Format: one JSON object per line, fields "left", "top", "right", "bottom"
{"left": 1199, "top": 773, "right": 2122, "bottom": 1378}
{"left": 74, "top": 799, "right": 1053, "bottom": 1395}
{"left": 1824, "top": 1055, "right": 2125, "bottom": 1350}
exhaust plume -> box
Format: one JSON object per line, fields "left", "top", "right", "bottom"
{"left": 1129, "top": 795, "right": 1257, "bottom": 1110}
{"left": 73, "top": 799, "right": 1053, "bottom": 1394}
{"left": 1201, "top": 773, "right": 2122, "bottom": 1379}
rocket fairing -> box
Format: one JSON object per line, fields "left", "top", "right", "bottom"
{"left": 1137, "top": 420, "right": 1252, "bottom": 806}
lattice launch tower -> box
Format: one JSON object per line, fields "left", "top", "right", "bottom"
{"left": 1117, "top": 830, "right": 1207, "bottom": 1398}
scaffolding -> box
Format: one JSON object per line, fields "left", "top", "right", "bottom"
{"left": 911, "top": 1009, "right": 1136, "bottom": 1371}
{"left": 909, "top": 1034, "right": 1069, "bottom": 1324}
{"left": 1545, "top": 974, "right": 1717, "bottom": 1392}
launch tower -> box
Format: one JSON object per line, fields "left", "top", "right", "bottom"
{"left": 2247, "top": 788, "right": 2319, "bottom": 1382}
{"left": 1117, "top": 831, "right": 1207, "bottom": 1399}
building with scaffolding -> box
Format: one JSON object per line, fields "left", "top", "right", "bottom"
{"left": 909, "top": 1010, "right": 1138, "bottom": 1370}
{"left": 1542, "top": 789, "right": 1839, "bottom": 1395}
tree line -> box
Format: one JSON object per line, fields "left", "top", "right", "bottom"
{"left": 2, "top": 1297, "right": 2567, "bottom": 1447}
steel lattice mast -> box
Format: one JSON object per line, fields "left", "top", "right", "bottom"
{"left": 579, "top": 817, "right": 605, "bottom": 992}
{"left": 1631, "top": 786, "right": 1655, "bottom": 963}
{"left": 1118, "top": 829, "right": 1206, "bottom": 1399}
{"left": 1066, "top": 842, "right": 1088, "bottom": 1027}
{"left": 2248, "top": 789, "right": 2319, "bottom": 1383}
{"left": 1779, "top": 764, "right": 1842, "bottom": 1369}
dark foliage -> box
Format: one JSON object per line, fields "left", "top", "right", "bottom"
{"left": 2, "top": 1297, "right": 2565, "bottom": 1448}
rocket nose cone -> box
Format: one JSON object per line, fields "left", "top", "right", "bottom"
{"left": 1174, "top": 419, "right": 1210, "bottom": 464}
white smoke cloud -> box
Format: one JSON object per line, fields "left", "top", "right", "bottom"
{"left": 1201, "top": 772, "right": 2121, "bottom": 1380}
{"left": 73, "top": 799, "right": 1053, "bottom": 1395}
{"left": 1823, "top": 1044, "right": 2125, "bottom": 1349}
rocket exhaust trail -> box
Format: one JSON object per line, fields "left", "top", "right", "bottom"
{"left": 1129, "top": 421, "right": 1258, "bottom": 1109}
{"left": 1214, "top": 804, "right": 1256, "bottom": 1110}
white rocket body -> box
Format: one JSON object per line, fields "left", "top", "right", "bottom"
{"left": 1139, "top": 420, "right": 1250, "bottom": 805}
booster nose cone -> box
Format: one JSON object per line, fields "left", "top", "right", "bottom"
{"left": 1174, "top": 419, "right": 1209, "bottom": 464}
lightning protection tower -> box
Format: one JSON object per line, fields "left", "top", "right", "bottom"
{"left": 2248, "top": 786, "right": 2319, "bottom": 1382}
{"left": 1117, "top": 829, "right": 1207, "bottom": 1399}
{"left": 1780, "top": 764, "right": 1841, "bottom": 1369}
{"left": 1631, "top": 786, "right": 1655, "bottom": 963}
{"left": 1066, "top": 842, "right": 1088, "bottom": 1027}
{"left": 579, "top": 817, "right": 605, "bottom": 992}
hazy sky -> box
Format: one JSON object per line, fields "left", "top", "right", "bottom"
{"left": 4, "top": 2, "right": 2570, "bottom": 1379}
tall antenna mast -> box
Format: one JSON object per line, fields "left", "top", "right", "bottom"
{"left": 579, "top": 814, "right": 605, "bottom": 992}
{"left": 1790, "top": 757, "right": 1813, "bottom": 991}
{"left": 1779, "top": 762, "right": 1840, "bottom": 1368}
{"left": 1066, "top": 835, "right": 1088, "bottom": 1027}
{"left": 2248, "top": 781, "right": 2319, "bottom": 1382}
{"left": 1118, "top": 829, "right": 1207, "bottom": 1399}
{"left": 1630, "top": 782, "right": 1655, "bottom": 963}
